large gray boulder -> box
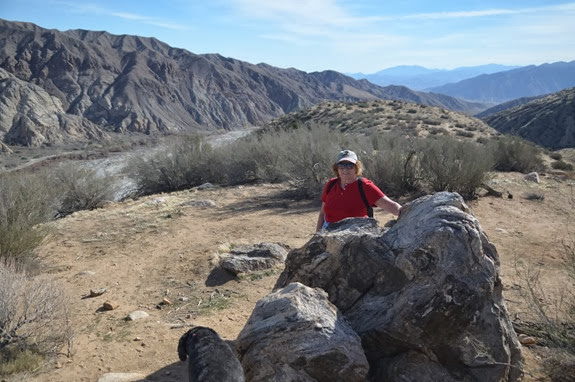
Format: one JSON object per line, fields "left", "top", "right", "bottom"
{"left": 219, "top": 242, "right": 289, "bottom": 275}
{"left": 274, "top": 192, "right": 523, "bottom": 382}
{"left": 236, "top": 282, "right": 369, "bottom": 382}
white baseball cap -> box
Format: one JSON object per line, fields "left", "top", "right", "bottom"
{"left": 336, "top": 149, "right": 358, "bottom": 164}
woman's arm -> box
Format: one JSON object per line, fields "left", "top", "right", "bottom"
{"left": 316, "top": 202, "right": 326, "bottom": 231}
{"left": 374, "top": 196, "right": 402, "bottom": 217}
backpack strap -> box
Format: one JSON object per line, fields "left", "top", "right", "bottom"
{"left": 358, "top": 177, "right": 374, "bottom": 218}
{"left": 326, "top": 178, "right": 338, "bottom": 194}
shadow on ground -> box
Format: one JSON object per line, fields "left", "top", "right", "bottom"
{"left": 221, "top": 189, "right": 320, "bottom": 217}
{"left": 137, "top": 361, "right": 186, "bottom": 381}
{"left": 205, "top": 266, "right": 238, "bottom": 287}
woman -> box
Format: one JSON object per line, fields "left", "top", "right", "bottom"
{"left": 316, "top": 149, "right": 402, "bottom": 231}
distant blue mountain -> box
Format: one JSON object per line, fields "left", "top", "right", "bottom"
{"left": 347, "top": 64, "right": 520, "bottom": 90}
{"left": 429, "top": 61, "right": 575, "bottom": 103}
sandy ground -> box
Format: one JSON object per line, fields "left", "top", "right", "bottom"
{"left": 13, "top": 172, "right": 575, "bottom": 382}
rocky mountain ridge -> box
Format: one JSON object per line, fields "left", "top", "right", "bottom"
{"left": 0, "top": 19, "right": 486, "bottom": 147}
{"left": 481, "top": 87, "right": 575, "bottom": 150}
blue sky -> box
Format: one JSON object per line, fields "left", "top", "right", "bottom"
{"left": 2, "top": 0, "right": 575, "bottom": 73}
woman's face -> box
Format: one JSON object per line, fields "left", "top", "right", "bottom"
{"left": 337, "top": 161, "right": 357, "bottom": 184}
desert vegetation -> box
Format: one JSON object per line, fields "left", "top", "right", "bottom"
{"left": 0, "top": 165, "right": 114, "bottom": 375}
{"left": 125, "top": 126, "right": 544, "bottom": 201}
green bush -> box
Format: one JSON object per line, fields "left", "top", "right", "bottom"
{"left": 0, "top": 172, "right": 57, "bottom": 268}
{"left": 489, "top": 136, "right": 544, "bottom": 173}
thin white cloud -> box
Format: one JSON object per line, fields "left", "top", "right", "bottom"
{"left": 110, "top": 12, "right": 189, "bottom": 30}
{"left": 227, "top": 0, "right": 375, "bottom": 28}
{"left": 402, "top": 2, "right": 575, "bottom": 20}
{"left": 52, "top": 1, "right": 189, "bottom": 31}
{"left": 403, "top": 9, "right": 517, "bottom": 20}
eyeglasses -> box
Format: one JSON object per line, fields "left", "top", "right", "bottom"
{"left": 337, "top": 162, "right": 355, "bottom": 169}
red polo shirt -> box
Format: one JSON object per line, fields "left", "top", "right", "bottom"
{"left": 321, "top": 177, "right": 385, "bottom": 223}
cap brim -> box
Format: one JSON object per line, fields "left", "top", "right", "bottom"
{"left": 337, "top": 158, "right": 357, "bottom": 164}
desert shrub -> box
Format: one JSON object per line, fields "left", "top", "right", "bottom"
{"left": 550, "top": 152, "right": 563, "bottom": 161}
{"left": 422, "top": 118, "right": 441, "bottom": 126}
{"left": 489, "top": 136, "right": 544, "bottom": 172}
{"left": 518, "top": 194, "right": 575, "bottom": 380}
{"left": 0, "top": 348, "right": 44, "bottom": 376}
{"left": 551, "top": 160, "right": 574, "bottom": 171}
{"left": 127, "top": 134, "right": 222, "bottom": 196}
{"left": 455, "top": 130, "right": 474, "bottom": 138}
{"left": 0, "top": 263, "right": 73, "bottom": 375}
{"left": 277, "top": 124, "right": 358, "bottom": 199}
{"left": 524, "top": 192, "right": 545, "bottom": 201}
{"left": 419, "top": 137, "right": 495, "bottom": 199}
{"left": 362, "top": 135, "right": 422, "bottom": 198}
{"left": 53, "top": 162, "right": 117, "bottom": 217}
{"left": 541, "top": 350, "right": 575, "bottom": 382}
{"left": 429, "top": 127, "right": 448, "bottom": 135}
{"left": 218, "top": 132, "right": 291, "bottom": 185}
{"left": 0, "top": 172, "right": 57, "bottom": 269}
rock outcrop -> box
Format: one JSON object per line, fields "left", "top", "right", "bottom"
{"left": 236, "top": 282, "right": 369, "bottom": 382}
{"left": 0, "top": 68, "right": 107, "bottom": 146}
{"left": 238, "top": 192, "right": 523, "bottom": 382}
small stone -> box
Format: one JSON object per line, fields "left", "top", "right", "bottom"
{"left": 55, "top": 362, "right": 63, "bottom": 369}
{"left": 133, "top": 337, "right": 142, "bottom": 341}
{"left": 89, "top": 288, "right": 107, "bottom": 297}
{"left": 126, "top": 311, "right": 150, "bottom": 321}
{"left": 162, "top": 297, "right": 172, "bottom": 305}
{"left": 97, "top": 372, "right": 146, "bottom": 382}
{"left": 518, "top": 334, "right": 536, "bottom": 346}
{"left": 102, "top": 301, "right": 119, "bottom": 311}
{"left": 77, "top": 271, "right": 96, "bottom": 276}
